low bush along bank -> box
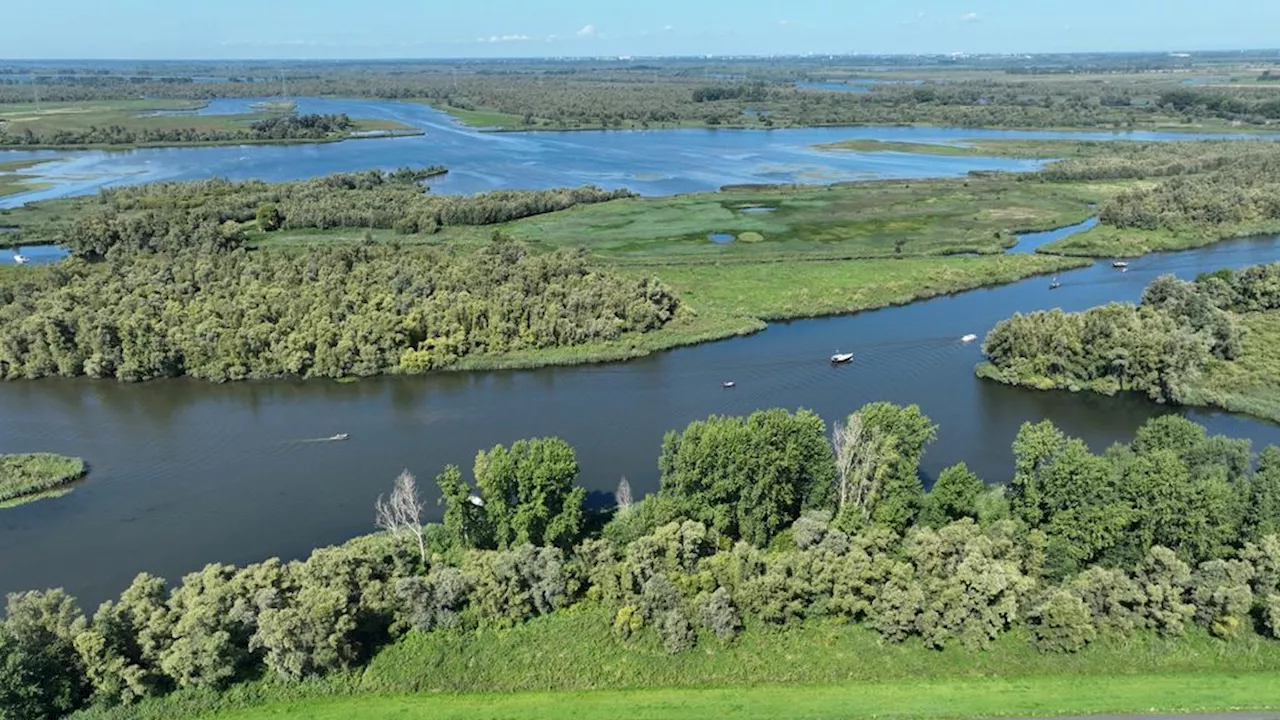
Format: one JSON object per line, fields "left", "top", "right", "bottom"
{"left": 0, "top": 453, "right": 86, "bottom": 505}
{"left": 978, "top": 261, "right": 1280, "bottom": 422}
{"left": 5, "top": 405, "right": 1280, "bottom": 719}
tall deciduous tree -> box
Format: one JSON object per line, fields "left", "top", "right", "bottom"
{"left": 858, "top": 403, "right": 937, "bottom": 533}
{"left": 919, "top": 463, "right": 985, "bottom": 528}
{"left": 438, "top": 438, "right": 587, "bottom": 550}
{"left": 657, "top": 409, "right": 835, "bottom": 546}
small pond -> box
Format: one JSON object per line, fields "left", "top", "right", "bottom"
{"left": 4, "top": 244, "right": 69, "bottom": 265}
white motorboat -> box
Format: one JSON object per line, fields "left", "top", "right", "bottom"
{"left": 1113, "top": 260, "right": 1129, "bottom": 269}
{"left": 12, "top": 253, "right": 26, "bottom": 265}
{"left": 830, "top": 352, "right": 854, "bottom": 364}
{"left": 961, "top": 334, "right": 978, "bottom": 343}
{"left": 722, "top": 381, "right": 736, "bottom": 389}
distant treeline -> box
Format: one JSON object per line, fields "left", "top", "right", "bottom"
{"left": 2, "top": 70, "right": 1278, "bottom": 130}
{"left": 0, "top": 113, "right": 356, "bottom": 147}
{"left": 1023, "top": 140, "right": 1280, "bottom": 234}
{"left": 8, "top": 406, "right": 1280, "bottom": 719}
{"left": 978, "top": 263, "right": 1280, "bottom": 403}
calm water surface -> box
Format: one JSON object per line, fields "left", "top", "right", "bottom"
{"left": 5, "top": 231, "right": 1280, "bottom": 605}
{"left": 0, "top": 97, "right": 1267, "bottom": 207}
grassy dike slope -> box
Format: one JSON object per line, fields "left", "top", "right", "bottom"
{"left": 78, "top": 610, "right": 1280, "bottom": 720}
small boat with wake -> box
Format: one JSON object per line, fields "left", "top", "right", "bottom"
{"left": 961, "top": 334, "right": 978, "bottom": 343}
{"left": 1049, "top": 277, "right": 1061, "bottom": 290}
{"left": 830, "top": 352, "right": 854, "bottom": 364}
{"left": 328, "top": 433, "right": 349, "bottom": 441}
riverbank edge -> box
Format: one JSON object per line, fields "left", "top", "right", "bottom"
{"left": 1037, "top": 222, "right": 1280, "bottom": 259}
{"left": 440, "top": 255, "right": 1089, "bottom": 375}
{"left": 974, "top": 360, "right": 1280, "bottom": 426}
{"left": 0, "top": 453, "right": 87, "bottom": 508}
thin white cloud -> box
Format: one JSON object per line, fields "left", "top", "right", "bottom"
{"left": 221, "top": 39, "right": 317, "bottom": 47}
{"left": 961, "top": 12, "right": 980, "bottom": 22}
{"left": 478, "top": 34, "right": 530, "bottom": 43}
{"left": 577, "top": 24, "right": 598, "bottom": 38}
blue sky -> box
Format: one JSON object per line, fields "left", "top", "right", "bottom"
{"left": 6, "top": 0, "right": 1280, "bottom": 59}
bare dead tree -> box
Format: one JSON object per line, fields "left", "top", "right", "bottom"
{"left": 616, "top": 476, "right": 634, "bottom": 514}
{"left": 832, "top": 414, "right": 886, "bottom": 521}
{"left": 376, "top": 469, "right": 427, "bottom": 563}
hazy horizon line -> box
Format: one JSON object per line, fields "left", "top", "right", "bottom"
{"left": 3, "top": 48, "right": 1280, "bottom": 64}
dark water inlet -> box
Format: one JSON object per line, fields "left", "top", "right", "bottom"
{"left": 5, "top": 234, "right": 1280, "bottom": 606}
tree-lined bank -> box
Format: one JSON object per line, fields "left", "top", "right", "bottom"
{"left": 3, "top": 408, "right": 1280, "bottom": 719}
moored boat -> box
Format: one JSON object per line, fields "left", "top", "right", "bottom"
{"left": 1113, "top": 260, "right": 1129, "bottom": 269}
{"left": 12, "top": 253, "right": 26, "bottom": 265}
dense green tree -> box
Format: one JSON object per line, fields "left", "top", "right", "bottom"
{"left": 1028, "top": 589, "right": 1097, "bottom": 653}
{"left": 437, "top": 438, "right": 587, "bottom": 551}
{"left": 1248, "top": 448, "right": 1280, "bottom": 541}
{"left": 255, "top": 203, "right": 283, "bottom": 231}
{"left": 919, "top": 463, "right": 985, "bottom": 528}
{"left": 252, "top": 544, "right": 399, "bottom": 680}
{"left": 73, "top": 573, "right": 172, "bottom": 705}
{"left": 855, "top": 403, "right": 937, "bottom": 533}
{"left": 656, "top": 409, "right": 836, "bottom": 546}
{"left": 0, "top": 590, "right": 91, "bottom": 720}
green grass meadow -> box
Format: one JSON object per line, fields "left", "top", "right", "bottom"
{"left": 199, "top": 674, "right": 1280, "bottom": 720}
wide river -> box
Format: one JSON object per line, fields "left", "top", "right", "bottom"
{"left": 2, "top": 99, "right": 1279, "bottom": 606}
